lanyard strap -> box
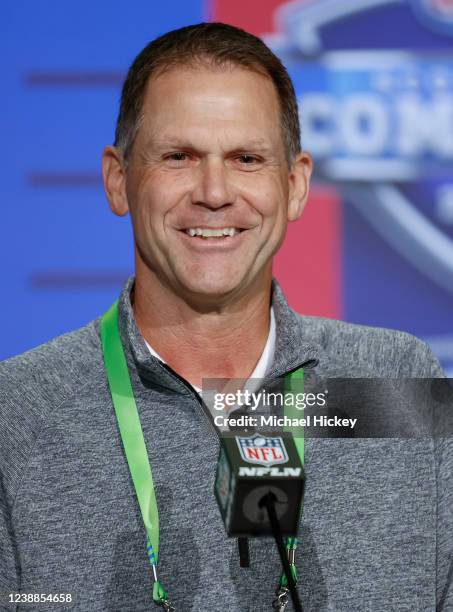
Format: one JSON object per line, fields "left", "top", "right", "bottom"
{"left": 101, "top": 301, "right": 171, "bottom": 608}
{"left": 101, "top": 300, "right": 305, "bottom": 609}
{"left": 281, "top": 367, "right": 305, "bottom": 591}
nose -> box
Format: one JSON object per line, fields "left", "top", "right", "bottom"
{"left": 192, "top": 156, "right": 233, "bottom": 209}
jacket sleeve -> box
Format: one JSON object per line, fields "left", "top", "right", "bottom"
{"left": 0, "top": 387, "right": 20, "bottom": 612}
{"left": 0, "top": 358, "right": 37, "bottom": 612}
{"left": 0, "top": 475, "right": 19, "bottom": 611}
{"left": 406, "top": 337, "right": 452, "bottom": 609}
{"left": 436, "top": 434, "right": 453, "bottom": 611}
{"left": 423, "top": 342, "right": 453, "bottom": 611}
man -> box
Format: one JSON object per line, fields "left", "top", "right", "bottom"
{"left": 0, "top": 22, "right": 451, "bottom": 612}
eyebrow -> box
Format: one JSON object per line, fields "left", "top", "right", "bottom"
{"left": 145, "top": 136, "right": 273, "bottom": 153}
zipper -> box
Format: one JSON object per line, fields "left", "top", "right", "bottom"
{"left": 160, "top": 362, "right": 222, "bottom": 439}
{"left": 160, "top": 358, "right": 318, "bottom": 437}
{"left": 161, "top": 358, "right": 318, "bottom": 401}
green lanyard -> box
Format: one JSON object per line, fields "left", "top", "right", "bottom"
{"left": 281, "top": 366, "right": 304, "bottom": 602}
{"left": 101, "top": 300, "right": 305, "bottom": 610}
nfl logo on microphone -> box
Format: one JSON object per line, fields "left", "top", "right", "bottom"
{"left": 215, "top": 433, "right": 304, "bottom": 536}
{"left": 237, "top": 434, "right": 289, "bottom": 467}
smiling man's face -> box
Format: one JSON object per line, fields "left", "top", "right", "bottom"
{"left": 106, "top": 64, "right": 312, "bottom": 305}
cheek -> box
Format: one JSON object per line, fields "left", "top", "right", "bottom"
{"left": 255, "top": 192, "right": 288, "bottom": 229}
{"left": 130, "top": 176, "right": 180, "bottom": 231}
{"left": 240, "top": 174, "right": 288, "bottom": 216}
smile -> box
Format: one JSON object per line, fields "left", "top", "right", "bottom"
{"left": 177, "top": 226, "right": 248, "bottom": 249}
{"left": 183, "top": 227, "right": 244, "bottom": 239}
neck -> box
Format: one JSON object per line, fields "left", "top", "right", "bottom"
{"left": 132, "top": 267, "right": 272, "bottom": 390}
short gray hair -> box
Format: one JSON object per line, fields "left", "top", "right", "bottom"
{"left": 114, "top": 22, "right": 301, "bottom": 165}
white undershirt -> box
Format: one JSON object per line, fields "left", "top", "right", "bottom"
{"left": 144, "top": 307, "right": 276, "bottom": 393}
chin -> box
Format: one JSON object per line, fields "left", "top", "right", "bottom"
{"left": 180, "top": 275, "right": 245, "bottom": 299}
{"left": 185, "top": 281, "right": 237, "bottom": 297}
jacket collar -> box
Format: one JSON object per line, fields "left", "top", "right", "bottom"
{"left": 117, "top": 276, "right": 320, "bottom": 394}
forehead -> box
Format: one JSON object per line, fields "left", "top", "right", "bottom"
{"left": 138, "top": 64, "right": 283, "bottom": 146}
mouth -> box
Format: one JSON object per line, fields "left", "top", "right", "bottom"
{"left": 179, "top": 227, "right": 246, "bottom": 240}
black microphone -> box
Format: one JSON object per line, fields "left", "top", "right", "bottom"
{"left": 214, "top": 432, "right": 305, "bottom": 537}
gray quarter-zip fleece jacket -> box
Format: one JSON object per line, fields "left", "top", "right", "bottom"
{"left": 0, "top": 277, "right": 451, "bottom": 611}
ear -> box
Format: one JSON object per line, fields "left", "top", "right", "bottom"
{"left": 287, "top": 151, "right": 313, "bottom": 222}
{"left": 102, "top": 146, "right": 130, "bottom": 216}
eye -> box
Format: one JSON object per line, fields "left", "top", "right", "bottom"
{"left": 169, "top": 152, "right": 187, "bottom": 161}
{"left": 238, "top": 154, "right": 258, "bottom": 164}
{"left": 234, "top": 154, "right": 264, "bottom": 170}
{"left": 163, "top": 151, "right": 192, "bottom": 167}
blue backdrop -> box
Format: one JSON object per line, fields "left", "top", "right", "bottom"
{"left": 2, "top": 0, "right": 453, "bottom": 374}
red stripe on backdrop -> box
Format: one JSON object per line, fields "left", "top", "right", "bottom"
{"left": 208, "top": 0, "right": 286, "bottom": 34}
{"left": 211, "top": 0, "right": 343, "bottom": 318}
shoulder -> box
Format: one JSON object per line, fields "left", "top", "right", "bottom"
{"left": 297, "top": 315, "right": 444, "bottom": 377}
{"left": 0, "top": 319, "right": 103, "bottom": 405}
{"left": 0, "top": 319, "right": 104, "bottom": 504}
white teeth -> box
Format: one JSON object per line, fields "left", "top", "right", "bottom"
{"left": 184, "top": 227, "right": 241, "bottom": 238}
